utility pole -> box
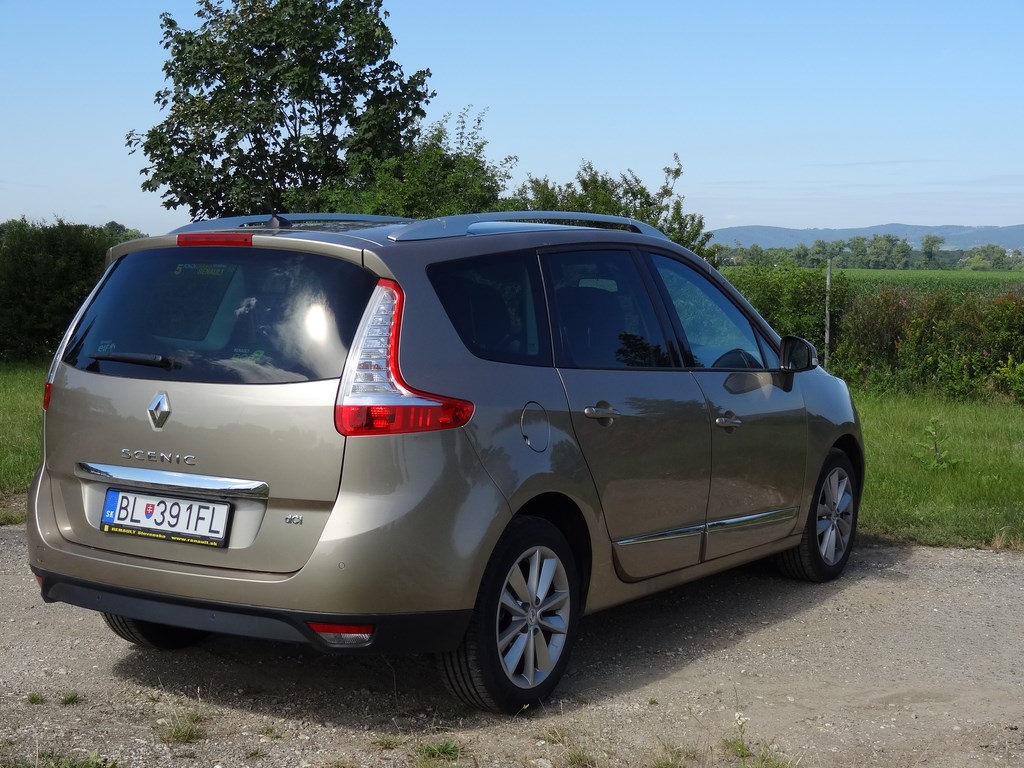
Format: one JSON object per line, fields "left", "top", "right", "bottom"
{"left": 824, "top": 256, "right": 832, "bottom": 370}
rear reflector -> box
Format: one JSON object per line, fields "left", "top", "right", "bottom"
{"left": 176, "top": 232, "right": 253, "bottom": 247}
{"left": 308, "top": 622, "right": 375, "bottom": 646}
{"left": 43, "top": 382, "right": 52, "bottom": 411}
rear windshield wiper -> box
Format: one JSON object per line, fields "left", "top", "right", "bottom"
{"left": 89, "top": 352, "right": 181, "bottom": 370}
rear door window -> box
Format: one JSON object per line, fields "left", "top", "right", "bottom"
{"left": 62, "top": 247, "right": 376, "bottom": 383}
{"left": 543, "top": 249, "right": 672, "bottom": 369}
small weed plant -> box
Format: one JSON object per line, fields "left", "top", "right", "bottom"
{"left": 565, "top": 747, "right": 597, "bottom": 767}
{"left": 723, "top": 712, "right": 752, "bottom": 765}
{"left": 158, "top": 710, "right": 207, "bottom": 745}
{"left": 722, "top": 712, "right": 794, "bottom": 768}
{"left": 649, "top": 740, "right": 693, "bottom": 768}
{"left": 257, "top": 724, "right": 282, "bottom": 739}
{"left": 415, "top": 738, "right": 461, "bottom": 764}
{"left": 914, "top": 417, "right": 958, "bottom": 471}
{"left": 539, "top": 726, "right": 572, "bottom": 745}
{"left": 373, "top": 734, "right": 403, "bottom": 750}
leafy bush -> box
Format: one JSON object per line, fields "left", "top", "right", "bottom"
{"left": 893, "top": 290, "right": 982, "bottom": 399}
{"left": 994, "top": 355, "right": 1024, "bottom": 404}
{"left": 829, "top": 286, "right": 913, "bottom": 388}
{"left": 888, "top": 289, "right": 1024, "bottom": 400}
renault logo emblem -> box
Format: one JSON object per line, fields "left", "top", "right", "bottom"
{"left": 148, "top": 392, "right": 171, "bottom": 429}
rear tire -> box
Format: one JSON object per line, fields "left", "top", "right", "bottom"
{"left": 777, "top": 449, "right": 859, "bottom": 582}
{"left": 102, "top": 613, "right": 207, "bottom": 650}
{"left": 440, "top": 517, "right": 580, "bottom": 713}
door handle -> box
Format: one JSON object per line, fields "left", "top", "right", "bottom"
{"left": 584, "top": 406, "right": 621, "bottom": 421}
{"left": 715, "top": 415, "right": 743, "bottom": 429}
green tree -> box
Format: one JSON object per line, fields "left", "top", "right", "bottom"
{"left": 288, "top": 109, "right": 517, "bottom": 217}
{"left": 920, "top": 234, "right": 944, "bottom": 269}
{"left": 960, "top": 243, "right": 1010, "bottom": 271}
{"left": 743, "top": 243, "right": 773, "bottom": 266}
{"left": 866, "top": 234, "right": 911, "bottom": 269}
{"left": 844, "top": 236, "right": 868, "bottom": 268}
{"left": 126, "top": 0, "right": 433, "bottom": 220}
{"left": 790, "top": 243, "right": 810, "bottom": 266}
{"left": 809, "top": 239, "right": 846, "bottom": 268}
{"left": 510, "top": 154, "right": 715, "bottom": 259}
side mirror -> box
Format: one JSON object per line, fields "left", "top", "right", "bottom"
{"left": 780, "top": 336, "right": 818, "bottom": 372}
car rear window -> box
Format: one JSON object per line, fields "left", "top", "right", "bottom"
{"left": 62, "top": 247, "right": 377, "bottom": 384}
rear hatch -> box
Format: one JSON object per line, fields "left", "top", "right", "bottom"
{"left": 43, "top": 239, "right": 377, "bottom": 573}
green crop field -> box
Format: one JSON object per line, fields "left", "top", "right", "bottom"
{"left": 842, "top": 268, "right": 1024, "bottom": 296}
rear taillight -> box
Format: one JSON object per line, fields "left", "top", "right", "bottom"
{"left": 336, "top": 279, "right": 474, "bottom": 436}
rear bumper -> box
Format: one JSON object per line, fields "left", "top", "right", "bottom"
{"left": 32, "top": 567, "right": 472, "bottom": 654}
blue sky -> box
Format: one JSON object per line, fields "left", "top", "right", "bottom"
{"left": 1, "top": 1, "right": 1021, "bottom": 236}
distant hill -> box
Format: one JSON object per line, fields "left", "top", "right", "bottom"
{"left": 709, "top": 224, "right": 1024, "bottom": 251}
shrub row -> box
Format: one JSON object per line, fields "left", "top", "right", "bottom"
{"left": 0, "top": 219, "right": 138, "bottom": 361}
{"left": 829, "top": 287, "right": 1024, "bottom": 402}
{"left": 725, "top": 264, "right": 1024, "bottom": 403}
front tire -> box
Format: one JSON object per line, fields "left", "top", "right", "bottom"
{"left": 440, "top": 517, "right": 580, "bottom": 713}
{"left": 777, "top": 449, "right": 859, "bottom": 582}
{"left": 102, "top": 613, "right": 207, "bottom": 650}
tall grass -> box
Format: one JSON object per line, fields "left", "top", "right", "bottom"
{"left": 856, "top": 389, "right": 1024, "bottom": 548}
{"left": 0, "top": 362, "right": 44, "bottom": 494}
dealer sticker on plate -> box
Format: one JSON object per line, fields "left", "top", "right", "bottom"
{"left": 101, "top": 488, "right": 230, "bottom": 547}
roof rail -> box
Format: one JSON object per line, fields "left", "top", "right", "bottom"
{"left": 169, "top": 213, "right": 414, "bottom": 234}
{"left": 388, "top": 211, "right": 669, "bottom": 242}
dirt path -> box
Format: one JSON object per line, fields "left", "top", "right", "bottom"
{"left": 3, "top": 524, "right": 1022, "bottom": 767}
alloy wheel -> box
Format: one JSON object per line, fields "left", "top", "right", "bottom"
{"left": 816, "top": 466, "right": 854, "bottom": 566}
{"left": 495, "top": 545, "right": 571, "bottom": 689}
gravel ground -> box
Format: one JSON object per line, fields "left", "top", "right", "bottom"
{"left": 2, "top": 520, "right": 1023, "bottom": 768}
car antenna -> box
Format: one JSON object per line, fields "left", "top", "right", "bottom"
{"left": 268, "top": 213, "right": 293, "bottom": 229}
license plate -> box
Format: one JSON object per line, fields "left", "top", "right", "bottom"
{"left": 101, "top": 488, "right": 231, "bottom": 547}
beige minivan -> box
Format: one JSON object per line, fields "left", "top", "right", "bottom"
{"left": 28, "top": 211, "right": 863, "bottom": 712}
